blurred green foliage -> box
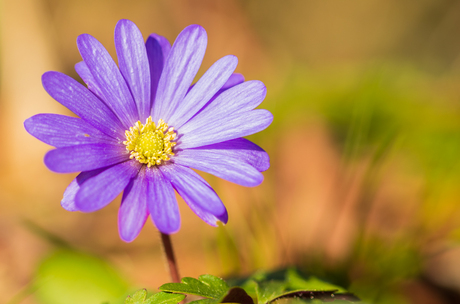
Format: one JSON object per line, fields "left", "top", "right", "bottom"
{"left": 34, "top": 250, "right": 129, "bottom": 304}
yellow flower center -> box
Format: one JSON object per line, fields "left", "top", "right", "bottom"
{"left": 123, "top": 116, "right": 176, "bottom": 167}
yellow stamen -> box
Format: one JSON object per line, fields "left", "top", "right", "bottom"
{"left": 123, "top": 116, "right": 176, "bottom": 167}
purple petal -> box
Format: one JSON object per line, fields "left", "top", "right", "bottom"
{"left": 174, "top": 150, "right": 262, "bottom": 187}
{"left": 159, "top": 164, "right": 226, "bottom": 217}
{"left": 146, "top": 33, "right": 171, "bottom": 104}
{"left": 174, "top": 138, "right": 269, "bottom": 187}
{"left": 169, "top": 55, "right": 238, "bottom": 129}
{"left": 61, "top": 168, "right": 106, "bottom": 211}
{"left": 177, "top": 109, "right": 273, "bottom": 149}
{"left": 75, "top": 61, "right": 104, "bottom": 99}
{"left": 24, "top": 114, "right": 117, "bottom": 148}
{"left": 44, "top": 143, "right": 129, "bottom": 173}
{"left": 61, "top": 179, "right": 80, "bottom": 211}
{"left": 184, "top": 73, "right": 245, "bottom": 121}
{"left": 185, "top": 73, "right": 243, "bottom": 97}
{"left": 75, "top": 160, "right": 141, "bottom": 212}
{"left": 77, "top": 34, "right": 138, "bottom": 128}
{"left": 221, "top": 73, "right": 244, "bottom": 90}
{"left": 145, "top": 166, "right": 180, "bottom": 234}
{"left": 115, "top": 20, "right": 151, "bottom": 122}
{"left": 179, "top": 80, "right": 267, "bottom": 133}
{"left": 152, "top": 25, "right": 207, "bottom": 122}
{"left": 185, "top": 196, "right": 228, "bottom": 226}
{"left": 119, "top": 167, "right": 149, "bottom": 242}
{"left": 42, "top": 71, "right": 125, "bottom": 139}
{"left": 188, "top": 138, "right": 269, "bottom": 172}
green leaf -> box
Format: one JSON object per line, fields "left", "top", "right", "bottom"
{"left": 255, "top": 281, "right": 287, "bottom": 304}
{"left": 124, "top": 290, "right": 185, "bottom": 304}
{"left": 249, "top": 270, "right": 360, "bottom": 303}
{"left": 125, "top": 289, "right": 148, "bottom": 304}
{"left": 34, "top": 249, "right": 128, "bottom": 304}
{"left": 159, "top": 275, "right": 254, "bottom": 304}
{"left": 159, "top": 274, "right": 229, "bottom": 299}
{"left": 188, "top": 299, "right": 216, "bottom": 304}
{"left": 147, "top": 292, "right": 186, "bottom": 304}
{"left": 199, "top": 274, "right": 230, "bottom": 297}
{"left": 187, "top": 287, "right": 254, "bottom": 304}
{"left": 265, "top": 290, "right": 340, "bottom": 303}
{"left": 286, "top": 269, "right": 347, "bottom": 292}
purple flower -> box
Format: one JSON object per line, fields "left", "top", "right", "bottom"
{"left": 24, "top": 19, "right": 272, "bottom": 242}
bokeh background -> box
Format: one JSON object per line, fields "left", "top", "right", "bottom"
{"left": 2, "top": 0, "right": 460, "bottom": 303}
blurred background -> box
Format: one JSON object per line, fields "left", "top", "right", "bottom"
{"left": 2, "top": 0, "right": 460, "bottom": 303}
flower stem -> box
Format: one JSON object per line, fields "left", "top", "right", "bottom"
{"left": 160, "top": 232, "right": 181, "bottom": 283}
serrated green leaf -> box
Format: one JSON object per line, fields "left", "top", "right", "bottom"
{"left": 286, "top": 269, "right": 346, "bottom": 292}
{"left": 199, "top": 274, "right": 229, "bottom": 296}
{"left": 124, "top": 290, "right": 185, "bottom": 304}
{"left": 159, "top": 274, "right": 229, "bottom": 300}
{"left": 146, "top": 292, "right": 185, "bottom": 304}
{"left": 222, "top": 269, "right": 359, "bottom": 303}
{"left": 188, "top": 286, "right": 255, "bottom": 304}
{"left": 267, "top": 290, "right": 338, "bottom": 303}
{"left": 188, "top": 299, "right": 216, "bottom": 304}
{"left": 267, "top": 290, "right": 360, "bottom": 303}
{"left": 125, "top": 289, "right": 148, "bottom": 304}
{"left": 255, "top": 280, "right": 287, "bottom": 304}
{"left": 158, "top": 275, "right": 254, "bottom": 304}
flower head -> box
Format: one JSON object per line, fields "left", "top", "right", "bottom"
{"left": 24, "top": 19, "right": 272, "bottom": 242}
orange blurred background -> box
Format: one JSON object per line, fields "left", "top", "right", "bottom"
{"left": 3, "top": 1, "right": 460, "bottom": 303}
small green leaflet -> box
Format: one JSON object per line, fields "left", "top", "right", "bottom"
{"left": 160, "top": 275, "right": 229, "bottom": 299}
{"left": 255, "top": 281, "right": 287, "bottom": 304}
{"left": 242, "top": 269, "right": 360, "bottom": 303}
{"left": 147, "top": 292, "right": 186, "bottom": 304}
{"left": 159, "top": 275, "right": 253, "bottom": 304}
{"left": 286, "top": 269, "right": 347, "bottom": 292}
{"left": 124, "top": 289, "right": 185, "bottom": 304}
